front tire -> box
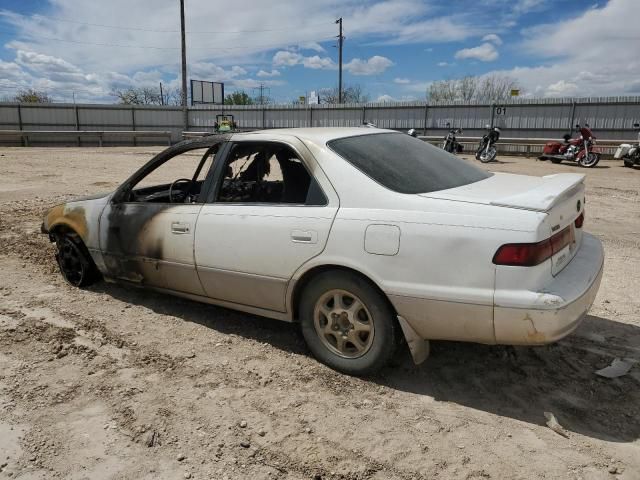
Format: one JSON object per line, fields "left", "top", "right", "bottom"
{"left": 579, "top": 152, "right": 600, "bottom": 168}
{"left": 475, "top": 144, "right": 484, "bottom": 160}
{"left": 55, "top": 233, "right": 100, "bottom": 287}
{"left": 299, "top": 271, "right": 399, "bottom": 375}
{"left": 623, "top": 158, "right": 634, "bottom": 168}
{"left": 479, "top": 146, "right": 496, "bottom": 163}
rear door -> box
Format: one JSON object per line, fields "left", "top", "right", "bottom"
{"left": 194, "top": 135, "right": 339, "bottom": 312}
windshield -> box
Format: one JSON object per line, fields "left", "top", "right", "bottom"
{"left": 327, "top": 132, "right": 492, "bottom": 194}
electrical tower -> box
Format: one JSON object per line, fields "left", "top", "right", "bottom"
{"left": 253, "top": 83, "right": 271, "bottom": 105}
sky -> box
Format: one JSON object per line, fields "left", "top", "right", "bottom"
{"left": 0, "top": 0, "right": 639, "bottom": 104}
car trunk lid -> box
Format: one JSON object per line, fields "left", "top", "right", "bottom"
{"left": 419, "top": 172, "right": 585, "bottom": 275}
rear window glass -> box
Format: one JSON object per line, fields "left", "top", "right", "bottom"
{"left": 327, "top": 132, "right": 492, "bottom": 194}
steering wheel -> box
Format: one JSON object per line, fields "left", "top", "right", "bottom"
{"left": 168, "top": 178, "right": 192, "bottom": 203}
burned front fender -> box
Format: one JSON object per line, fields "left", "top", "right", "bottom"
{"left": 42, "top": 192, "right": 112, "bottom": 250}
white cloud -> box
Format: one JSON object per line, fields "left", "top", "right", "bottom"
{"left": 482, "top": 33, "right": 502, "bottom": 45}
{"left": 454, "top": 43, "right": 499, "bottom": 62}
{"left": 302, "top": 55, "right": 335, "bottom": 70}
{"left": 272, "top": 51, "right": 303, "bottom": 67}
{"left": 0, "top": 0, "right": 487, "bottom": 74}
{"left": 545, "top": 80, "right": 579, "bottom": 97}
{"left": 375, "top": 93, "right": 417, "bottom": 102}
{"left": 256, "top": 69, "right": 281, "bottom": 77}
{"left": 298, "top": 42, "right": 326, "bottom": 52}
{"left": 376, "top": 94, "right": 396, "bottom": 102}
{"left": 488, "top": 0, "right": 640, "bottom": 96}
{"left": 0, "top": 47, "right": 277, "bottom": 103}
{"left": 274, "top": 53, "right": 393, "bottom": 75}
{"left": 367, "top": 15, "right": 486, "bottom": 45}
{"left": 437, "top": 61, "right": 454, "bottom": 67}
{"left": 0, "top": 58, "right": 32, "bottom": 83}
{"left": 189, "top": 62, "right": 249, "bottom": 82}
{"left": 344, "top": 56, "right": 394, "bottom": 75}
{"left": 272, "top": 50, "right": 335, "bottom": 70}
{"left": 393, "top": 77, "right": 410, "bottom": 84}
{"left": 0, "top": 0, "right": 508, "bottom": 103}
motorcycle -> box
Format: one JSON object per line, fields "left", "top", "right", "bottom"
{"left": 442, "top": 123, "right": 463, "bottom": 154}
{"left": 475, "top": 125, "right": 501, "bottom": 163}
{"left": 539, "top": 124, "right": 600, "bottom": 168}
{"left": 407, "top": 128, "right": 418, "bottom": 137}
{"left": 613, "top": 122, "right": 640, "bottom": 168}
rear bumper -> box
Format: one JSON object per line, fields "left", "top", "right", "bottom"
{"left": 493, "top": 232, "right": 604, "bottom": 345}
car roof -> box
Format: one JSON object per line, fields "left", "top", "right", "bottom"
{"left": 172, "top": 127, "right": 397, "bottom": 151}
{"left": 232, "top": 127, "right": 397, "bottom": 144}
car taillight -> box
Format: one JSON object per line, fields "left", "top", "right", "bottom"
{"left": 493, "top": 226, "right": 574, "bottom": 267}
{"left": 575, "top": 212, "right": 584, "bottom": 228}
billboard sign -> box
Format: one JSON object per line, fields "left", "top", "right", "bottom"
{"left": 191, "top": 80, "right": 224, "bottom": 105}
{"left": 308, "top": 91, "right": 319, "bottom": 105}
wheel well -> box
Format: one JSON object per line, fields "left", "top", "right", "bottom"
{"left": 48, "top": 224, "right": 79, "bottom": 242}
{"left": 291, "top": 265, "right": 397, "bottom": 322}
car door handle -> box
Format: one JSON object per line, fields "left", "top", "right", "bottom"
{"left": 171, "top": 222, "right": 190, "bottom": 234}
{"left": 291, "top": 230, "right": 317, "bottom": 244}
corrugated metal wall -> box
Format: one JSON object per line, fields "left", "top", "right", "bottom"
{"left": 1, "top": 96, "right": 639, "bottom": 146}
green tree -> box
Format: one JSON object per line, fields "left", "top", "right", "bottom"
{"left": 224, "top": 91, "right": 254, "bottom": 105}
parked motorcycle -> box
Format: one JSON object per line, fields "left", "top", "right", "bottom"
{"left": 613, "top": 122, "right": 640, "bottom": 168}
{"left": 407, "top": 128, "right": 418, "bottom": 137}
{"left": 475, "top": 125, "right": 501, "bottom": 163}
{"left": 539, "top": 124, "right": 600, "bottom": 168}
{"left": 442, "top": 123, "right": 463, "bottom": 154}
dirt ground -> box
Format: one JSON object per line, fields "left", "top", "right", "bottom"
{"left": 0, "top": 146, "right": 639, "bottom": 480}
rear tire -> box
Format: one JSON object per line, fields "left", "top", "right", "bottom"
{"left": 55, "top": 233, "right": 100, "bottom": 288}
{"left": 299, "top": 271, "right": 399, "bottom": 376}
{"left": 550, "top": 158, "right": 563, "bottom": 164}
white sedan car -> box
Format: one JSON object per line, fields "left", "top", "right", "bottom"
{"left": 42, "top": 128, "right": 604, "bottom": 375}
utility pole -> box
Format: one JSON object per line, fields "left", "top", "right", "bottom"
{"left": 159, "top": 82, "right": 164, "bottom": 105}
{"left": 336, "top": 17, "right": 344, "bottom": 104}
{"left": 179, "top": 0, "right": 188, "bottom": 130}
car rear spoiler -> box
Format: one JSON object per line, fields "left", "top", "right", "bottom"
{"left": 489, "top": 173, "right": 585, "bottom": 212}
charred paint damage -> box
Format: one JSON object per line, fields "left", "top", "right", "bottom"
{"left": 42, "top": 135, "right": 229, "bottom": 290}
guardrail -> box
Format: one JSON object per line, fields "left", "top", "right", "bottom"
{"left": 0, "top": 130, "right": 173, "bottom": 147}
{"left": 419, "top": 136, "right": 631, "bottom": 158}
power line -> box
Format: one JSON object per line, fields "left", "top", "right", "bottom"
{"left": 7, "top": 13, "right": 335, "bottom": 35}
{"left": 0, "top": 29, "right": 335, "bottom": 51}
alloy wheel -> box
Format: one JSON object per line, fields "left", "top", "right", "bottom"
{"left": 313, "top": 289, "right": 375, "bottom": 359}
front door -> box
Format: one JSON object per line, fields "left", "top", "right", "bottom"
{"left": 194, "top": 138, "right": 338, "bottom": 312}
{"left": 99, "top": 142, "right": 222, "bottom": 295}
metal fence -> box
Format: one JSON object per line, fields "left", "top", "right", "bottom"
{"left": 1, "top": 96, "right": 639, "bottom": 146}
